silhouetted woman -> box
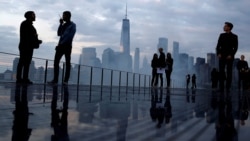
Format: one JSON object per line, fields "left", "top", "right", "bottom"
{"left": 151, "top": 53, "right": 158, "bottom": 87}
{"left": 165, "top": 53, "right": 173, "bottom": 89}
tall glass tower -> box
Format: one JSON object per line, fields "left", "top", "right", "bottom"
{"left": 120, "top": 5, "right": 130, "bottom": 55}
{"left": 157, "top": 37, "right": 168, "bottom": 53}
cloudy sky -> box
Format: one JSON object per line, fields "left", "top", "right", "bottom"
{"left": 1, "top": 0, "right": 250, "bottom": 66}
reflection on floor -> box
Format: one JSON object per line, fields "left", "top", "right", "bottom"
{"left": 0, "top": 82, "right": 250, "bottom": 141}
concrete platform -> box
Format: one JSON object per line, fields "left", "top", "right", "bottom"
{"left": 0, "top": 82, "right": 250, "bottom": 141}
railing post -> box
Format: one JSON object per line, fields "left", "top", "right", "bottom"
{"left": 76, "top": 65, "right": 80, "bottom": 102}
{"left": 101, "top": 68, "right": 104, "bottom": 99}
{"left": 90, "top": 67, "right": 93, "bottom": 93}
{"left": 44, "top": 60, "right": 48, "bottom": 84}
{"left": 149, "top": 75, "right": 151, "bottom": 87}
{"left": 110, "top": 70, "right": 113, "bottom": 99}
{"left": 133, "top": 73, "right": 135, "bottom": 93}
{"left": 119, "top": 71, "right": 121, "bottom": 98}
{"left": 126, "top": 72, "right": 128, "bottom": 94}
{"left": 139, "top": 74, "right": 141, "bottom": 93}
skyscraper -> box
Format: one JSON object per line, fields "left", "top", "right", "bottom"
{"left": 157, "top": 37, "right": 168, "bottom": 53}
{"left": 134, "top": 48, "right": 140, "bottom": 73}
{"left": 102, "top": 48, "right": 116, "bottom": 69}
{"left": 120, "top": 5, "right": 130, "bottom": 55}
{"left": 117, "top": 5, "right": 132, "bottom": 72}
{"left": 173, "top": 41, "right": 179, "bottom": 61}
{"left": 79, "top": 47, "right": 101, "bottom": 67}
{"left": 207, "top": 53, "right": 217, "bottom": 68}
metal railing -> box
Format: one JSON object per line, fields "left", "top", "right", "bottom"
{"left": 0, "top": 52, "right": 152, "bottom": 89}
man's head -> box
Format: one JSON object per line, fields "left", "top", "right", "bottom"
{"left": 24, "top": 11, "right": 35, "bottom": 21}
{"left": 62, "top": 11, "right": 71, "bottom": 22}
{"left": 241, "top": 55, "right": 245, "bottom": 60}
{"left": 158, "top": 48, "right": 163, "bottom": 53}
{"left": 223, "top": 22, "right": 233, "bottom": 32}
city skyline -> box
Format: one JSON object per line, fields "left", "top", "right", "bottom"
{"left": 1, "top": 0, "right": 250, "bottom": 65}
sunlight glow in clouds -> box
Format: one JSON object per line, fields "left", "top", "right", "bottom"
{"left": 0, "top": 0, "right": 250, "bottom": 64}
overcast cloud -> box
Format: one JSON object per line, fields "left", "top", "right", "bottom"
{"left": 1, "top": 0, "right": 250, "bottom": 65}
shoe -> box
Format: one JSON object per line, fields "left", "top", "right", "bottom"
{"left": 48, "top": 80, "right": 58, "bottom": 85}
{"left": 63, "top": 81, "right": 68, "bottom": 85}
{"left": 23, "top": 79, "right": 33, "bottom": 84}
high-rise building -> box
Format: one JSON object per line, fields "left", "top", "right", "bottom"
{"left": 207, "top": 53, "right": 217, "bottom": 68}
{"left": 188, "top": 56, "right": 194, "bottom": 71}
{"left": 134, "top": 48, "right": 140, "bottom": 73}
{"left": 196, "top": 57, "right": 206, "bottom": 66}
{"left": 157, "top": 37, "right": 168, "bottom": 53}
{"left": 117, "top": 5, "right": 132, "bottom": 72}
{"left": 102, "top": 48, "right": 116, "bottom": 69}
{"left": 120, "top": 5, "right": 130, "bottom": 55}
{"left": 79, "top": 47, "right": 101, "bottom": 67}
{"left": 173, "top": 41, "right": 179, "bottom": 61}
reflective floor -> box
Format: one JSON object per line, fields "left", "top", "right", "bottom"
{"left": 0, "top": 82, "right": 250, "bottom": 141}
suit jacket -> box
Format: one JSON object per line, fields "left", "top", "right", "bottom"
{"left": 216, "top": 32, "right": 238, "bottom": 58}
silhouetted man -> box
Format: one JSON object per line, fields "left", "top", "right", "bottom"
{"left": 12, "top": 85, "right": 32, "bottom": 141}
{"left": 156, "top": 48, "right": 165, "bottom": 88}
{"left": 48, "top": 11, "right": 76, "bottom": 85}
{"left": 237, "top": 55, "right": 248, "bottom": 90}
{"left": 216, "top": 22, "right": 238, "bottom": 92}
{"left": 51, "top": 85, "right": 69, "bottom": 141}
{"left": 16, "top": 11, "right": 42, "bottom": 84}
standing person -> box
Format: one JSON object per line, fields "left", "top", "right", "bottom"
{"left": 165, "top": 53, "right": 173, "bottom": 89}
{"left": 156, "top": 48, "right": 166, "bottom": 88}
{"left": 211, "top": 68, "right": 219, "bottom": 89}
{"left": 48, "top": 11, "right": 76, "bottom": 85}
{"left": 237, "top": 55, "right": 249, "bottom": 90}
{"left": 186, "top": 74, "right": 190, "bottom": 89}
{"left": 16, "top": 11, "right": 42, "bottom": 84}
{"left": 191, "top": 74, "right": 196, "bottom": 89}
{"left": 151, "top": 53, "right": 158, "bottom": 87}
{"left": 216, "top": 22, "right": 238, "bottom": 92}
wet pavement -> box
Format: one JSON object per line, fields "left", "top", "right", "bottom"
{"left": 0, "top": 82, "right": 250, "bottom": 141}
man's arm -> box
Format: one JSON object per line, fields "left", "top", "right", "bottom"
{"left": 216, "top": 34, "right": 222, "bottom": 57}
{"left": 59, "top": 23, "right": 76, "bottom": 45}
{"left": 233, "top": 35, "right": 238, "bottom": 55}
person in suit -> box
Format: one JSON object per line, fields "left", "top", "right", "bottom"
{"left": 236, "top": 55, "right": 249, "bottom": 90}
{"left": 216, "top": 22, "right": 238, "bottom": 92}
{"left": 16, "top": 11, "right": 42, "bottom": 84}
{"left": 48, "top": 11, "right": 76, "bottom": 85}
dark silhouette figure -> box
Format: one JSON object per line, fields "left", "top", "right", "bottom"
{"left": 151, "top": 53, "right": 158, "bottom": 87}
{"left": 155, "top": 48, "right": 166, "bottom": 88}
{"left": 186, "top": 74, "right": 190, "bottom": 89}
{"left": 191, "top": 89, "right": 196, "bottom": 103}
{"left": 216, "top": 22, "right": 238, "bottom": 92}
{"left": 211, "top": 68, "right": 219, "bottom": 89}
{"left": 48, "top": 11, "right": 76, "bottom": 85}
{"left": 236, "top": 55, "right": 249, "bottom": 90}
{"left": 234, "top": 93, "right": 249, "bottom": 126}
{"left": 51, "top": 86, "right": 69, "bottom": 141}
{"left": 215, "top": 95, "right": 238, "bottom": 140}
{"left": 191, "top": 74, "right": 196, "bottom": 89}
{"left": 12, "top": 84, "right": 32, "bottom": 141}
{"left": 16, "top": 11, "right": 42, "bottom": 84}
{"left": 150, "top": 88, "right": 172, "bottom": 128}
{"left": 165, "top": 90, "right": 172, "bottom": 124}
{"left": 165, "top": 52, "right": 173, "bottom": 89}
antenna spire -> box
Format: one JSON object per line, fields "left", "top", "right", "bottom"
{"left": 125, "top": 3, "right": 127, "bottom": 19}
